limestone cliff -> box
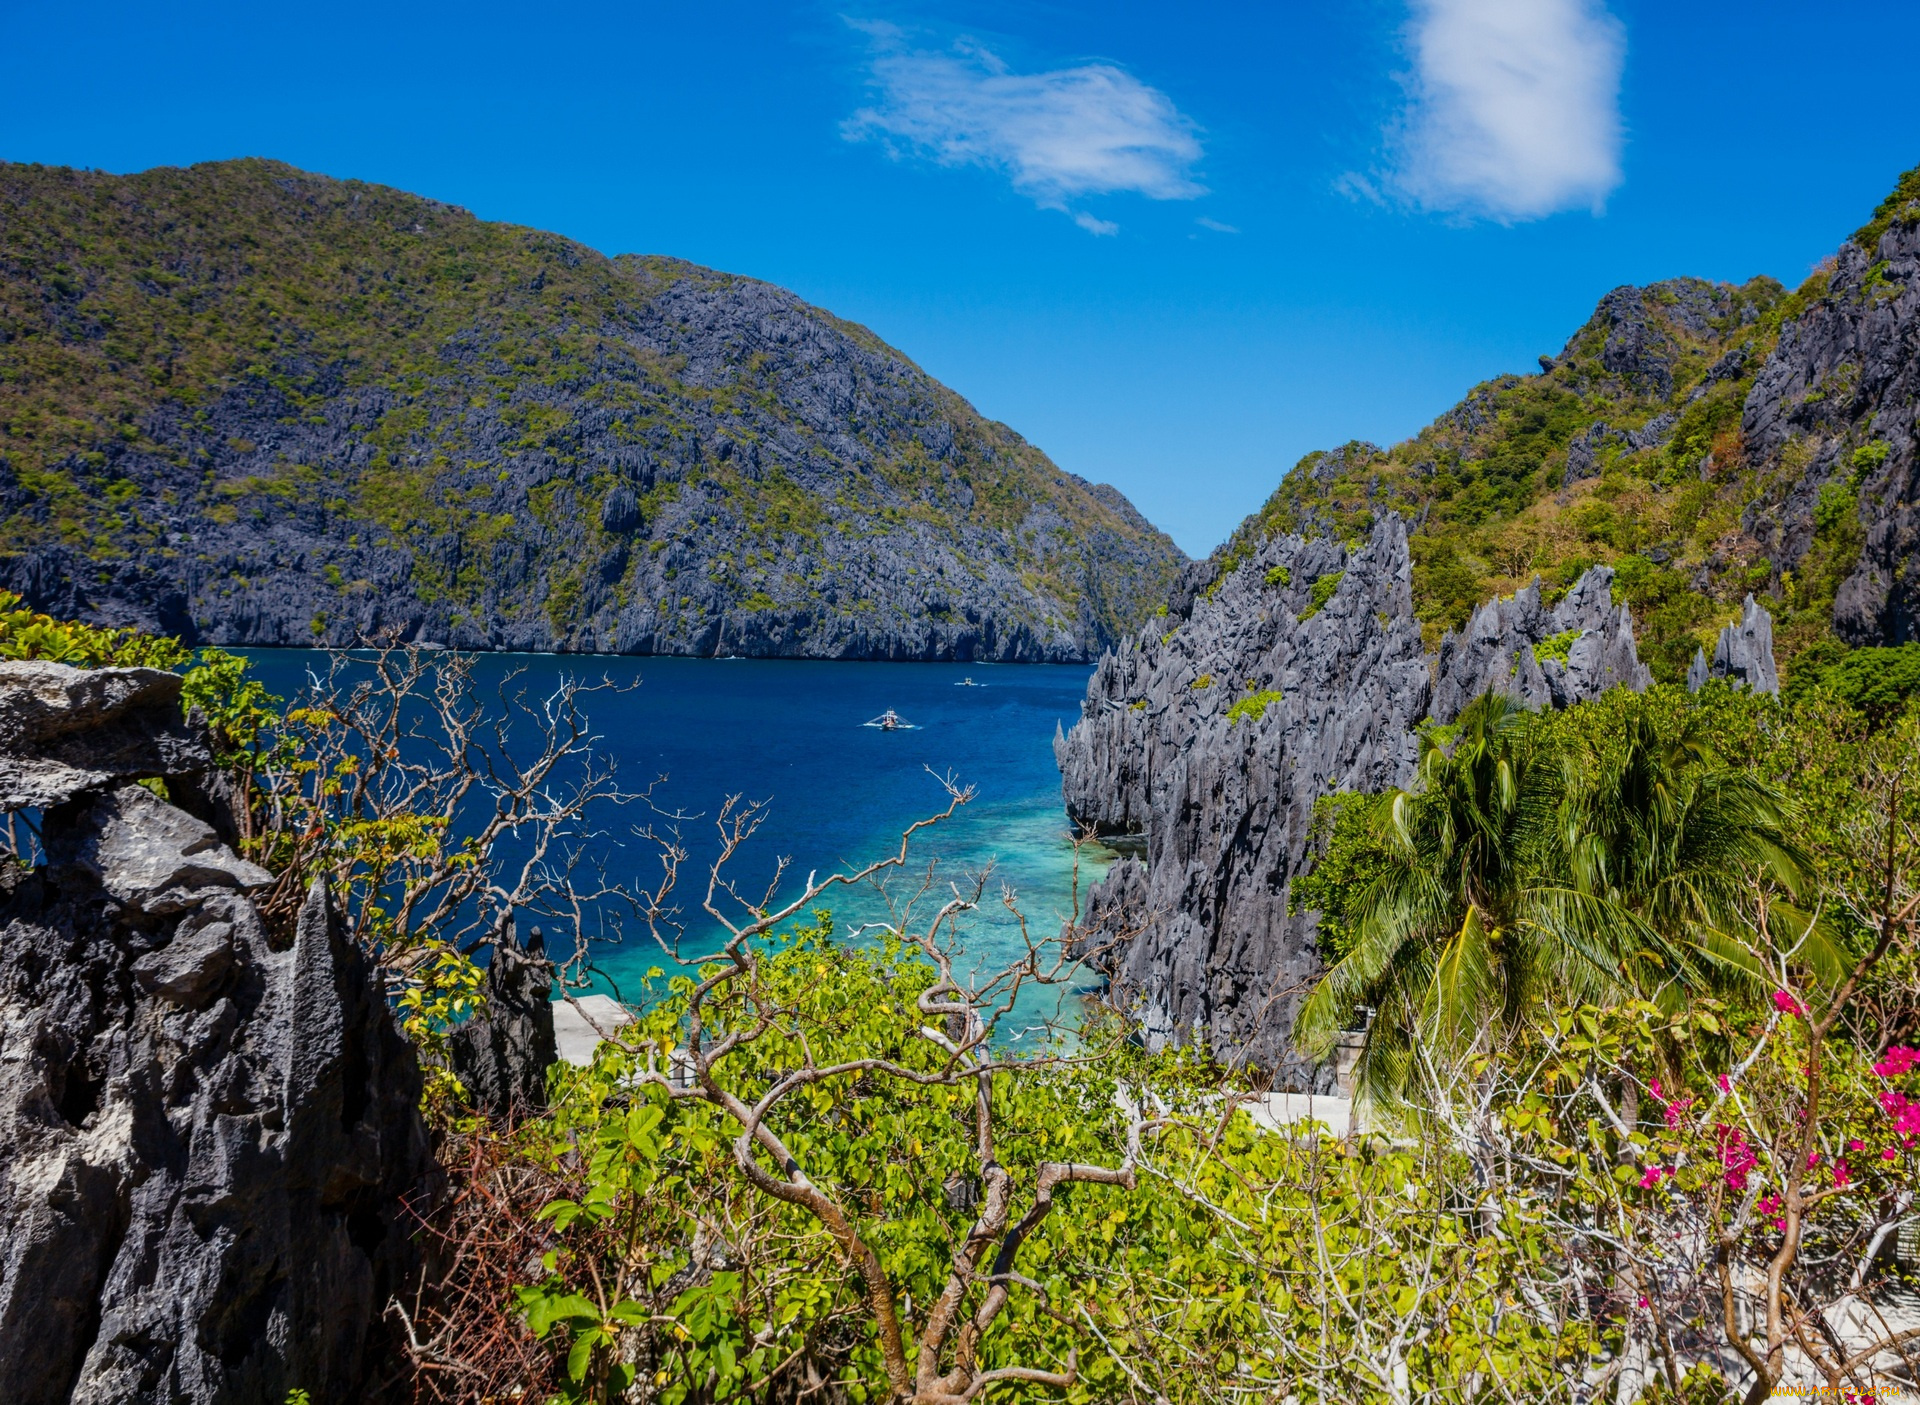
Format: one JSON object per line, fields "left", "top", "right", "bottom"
{"left": 1058, "top": 515, "right": 1775, "bottom": 1082}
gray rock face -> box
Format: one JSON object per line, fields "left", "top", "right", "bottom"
{"left": 1590, "top": 280, "right": 1758, "bottom": 400}
{"left": 1061, "top": 519, "right": 1432, "bottom": 1085}
{"left": 1563, "top": 423, "right": 1624, "bottom": 484}
{"left": 1429, "top": 567, "right": 1652, "bottom": 723}
{"left": 46, "top": 785, "right": 274, "bottom": 912}
{"left": 1740, "top": 217, "right": 1920, "bottom": 645}
{"left": 1687, "top": 595, "right": 1780, "bottom": 694}
{"left": 0, "top": 683, "right": 431, "bottom": 1402}
{"left": 0, "top": 662, "right": 209, "bottom": 809}
{"left": 1059, "top": 516, "right": 1653, "bottom": 1079}
{"left": 449, "top": 924, "right": 557, "bottom": 1116}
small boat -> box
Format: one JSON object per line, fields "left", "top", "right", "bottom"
{"left": 863, "top": 709, "right": 917, "bottom": 731}
{"left": 954, "top": 676, "right": 985, "bottom": 687}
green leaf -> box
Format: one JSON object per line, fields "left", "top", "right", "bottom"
{"left": 566, "top": 1327, "right": 602, "bottom": 1383}
{"left": 523, "top": 1291, "right": 599, "bottom": 1338}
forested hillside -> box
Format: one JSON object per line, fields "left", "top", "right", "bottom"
{"left": 0, "top": 159, "right": 1183, "bottom": 659}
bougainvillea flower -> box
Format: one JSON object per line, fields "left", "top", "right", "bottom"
{"left": 1882, "top": 1091, "right": 1920, "bottom": 1136}
{"left": 1873, "top": 1046, "right": 1920, "bottom": 1077}
{"left": 1717, "top": 1124, "right": 1758, "bottom": 1191}
{"left": 1772, "top": 990, "right": 1804, "bottom": 1017}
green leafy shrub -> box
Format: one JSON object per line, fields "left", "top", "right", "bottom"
{"left": 1289, "top": 791, "right": 1394, "bottom": 962}
{"left": 1531, "top": 628, "right": 1581, "bottom": 665}
{"left": 1224, "top": 688, "right": 1283, "bottom": 724}
{"left": 1299, "top": 570, "right": 1344, "bottom": 619}
{"left": 0, "top": 590, "right": 189, "bottom": 668}
{"left": 1789, "top": 642, "right": 1920, "bottom": 722}
{"left": 1852, "top": 439, "right": 1892, "bottom": 478}
{"left": 1190, "top": 672, "right": 1213, "bottom": 689}
{"left": 1264, "top": 564, "right": 1291, "bottom": 588}
{"left": 1814, "top": 480, "right": 1857, "bottom": 535}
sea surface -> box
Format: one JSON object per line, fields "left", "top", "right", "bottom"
{"left": 239, "top": 651, "right": 1109, "bottom": 1036}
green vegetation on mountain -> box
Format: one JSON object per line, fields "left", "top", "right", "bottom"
{"left": 0, "top": 158, "right": 1181, "bottom": 657}
{"left": 1212, "top": 163, "right": 1920, "bottom": 685}
{"left": 1218, "top": 276, "right": 1794, "bottom": 679}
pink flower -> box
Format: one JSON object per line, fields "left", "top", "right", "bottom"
{"left": 1833, "top": 1157, "right": 1851, "bottom": 1188}
{"left": 1807, "top": 1150, "right": 1823, "bottom": 1168}
{"left": 1637, "top": 1295, "right": 1649, "bottom": 1309}
{"left": 1849, "top": 1138, "right": 1865, "bottom": 1152}
{"left": 1883, "top": 1091, "right": 1920, "bottom": 1136}
{"left": 1717, "top": 1124, "right": 1758, "bottom": 1191}
{"left": 1646, "top": 1078, "right": 1694, "bottom": 1130}
{"left": 1758, "top": 1193, "right": 1786, "bottom": 1232}
{"left": 1884, "top": 1148, "right": 1900, "bottom": 1162}
{"left": 1773, "top": 990, "right": 1804, "bottom": 1017}
{"left": 1874, "top": 1046, "right": 1920, "bottom": 1077}
{"left": 1639, "top": 1165, "right": 1669, "bottom": 1189}
{"left": 1718, "top": 1074, "right": 1733, "bottom": 1094}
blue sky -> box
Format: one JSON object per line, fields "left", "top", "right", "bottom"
{"left": 4, "top": 1, "right": 1916, "bottom": 555}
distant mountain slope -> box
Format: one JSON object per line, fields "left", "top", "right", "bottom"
{"left": 1215, "top": 161, "right": 1920, "bottom": 681}
{"left": 0, "top": 159, "right": 1183, "bottom": 659}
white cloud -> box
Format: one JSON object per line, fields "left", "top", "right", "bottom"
{"left": 1195, "top": 216, "right": 1240, "bottom": 234}
{"left": 1387, "top": 0, "right": 1625, "bottom": 221}
{"left": 844, "top": 22, "right": 1204, "bottom": 232}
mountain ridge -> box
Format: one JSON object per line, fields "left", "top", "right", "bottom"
{"left": 0, "top": 158, "right": 1184, "bottom": 659}
{"left": 1203, "top": 165, "right": 1920, "bottom": 681}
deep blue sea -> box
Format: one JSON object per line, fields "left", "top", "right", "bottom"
{"left": 239, "top": 652, "right": 1108, "bottom": 1036}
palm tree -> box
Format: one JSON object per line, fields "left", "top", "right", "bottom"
{"left": 1295, "top": 694, "right": 1605, "bottom": 1105}
{"left": 1556, "top": 706, "right": 1837, "bottom": 989}
{"left": 1297, "top": 690, "right": 1829, "bottom": 1109}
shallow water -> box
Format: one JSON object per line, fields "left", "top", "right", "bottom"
{"left": 239, "top": 651, "right": 1108, "bottom": 1036}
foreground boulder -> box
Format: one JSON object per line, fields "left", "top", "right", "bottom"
{"left": 0, "top": 666, "right": 432, "bottom": 1404}
{"left": 0, "top": 661, "right": 209, "bottom": 810}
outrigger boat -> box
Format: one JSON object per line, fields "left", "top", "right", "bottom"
{"left": 863, "top": 709, "right": 916, "bottom": 731}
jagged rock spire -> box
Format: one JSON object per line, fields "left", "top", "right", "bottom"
{"left": 1429, "top": 566, "right": 1653, "bottom": 723}
{"left": 1687, "top": 595, "right": 1779, "bottom": 695}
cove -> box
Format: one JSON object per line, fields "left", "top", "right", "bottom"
{"left": 237, "top": 651, "right": 1110, "bottom": 1037}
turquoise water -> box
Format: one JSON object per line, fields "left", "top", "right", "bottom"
{"left": 239, "top": 652, "right": 1107, "bottom": 1036}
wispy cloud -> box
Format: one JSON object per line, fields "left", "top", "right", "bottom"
{"left": 1195, "top": 216, "right": 1240, "bottom": 234}
{"left": 843, "top": 21, "right": 1204, "bottom": 232}
{"left": 1383, "top": 0, "right": 1625, "bottom": 222}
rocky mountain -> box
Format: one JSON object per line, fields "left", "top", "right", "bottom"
{"left": 1218, "top": 163, "right": 1920, "bottom": 682}
{"left": 1053, "top": 163, "right": 1920, "bottom": 1081}
{"left": 1742, "top": 167, "right": 1920, "bottom": 649}
{"left": 0, "top": 160, "right": 1183, "bottom": 660}
{"left": 0, "top": 661, "right": 431, "bottom": 1402}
